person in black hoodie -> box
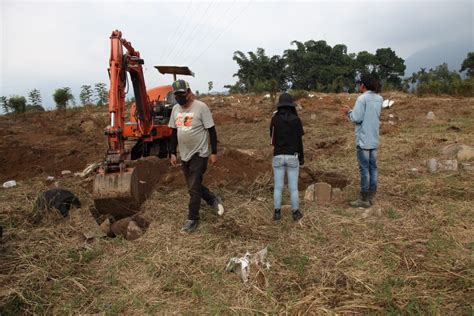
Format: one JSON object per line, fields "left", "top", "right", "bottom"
{"left": 270, "top": 93, "right": 304, "bottom": 221}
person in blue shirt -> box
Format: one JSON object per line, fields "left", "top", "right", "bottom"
{"left": 342, "top": 74, "right": 383, "bottom": 208}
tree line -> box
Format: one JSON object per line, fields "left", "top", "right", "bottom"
{"left": 226, "top": 40, "right": 474, "bottom": 96}
{"left": 0, "top": 83, "right": 109, "bottom": 114}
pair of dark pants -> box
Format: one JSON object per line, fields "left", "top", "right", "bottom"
{"left": 181, "top": 154, "right": 216, "bottom": 220}
{"left": 356, "top": 146, "right": 378, "bottom": 193}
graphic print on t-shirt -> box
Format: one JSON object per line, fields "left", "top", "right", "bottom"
{"left": 175, "top": 112, "right": 194, "bottom": 131}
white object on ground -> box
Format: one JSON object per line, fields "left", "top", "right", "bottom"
{"left": 226, "top": 246, "right": 270, "bottom": 283}
{"left": 382, "top": 99, "right": 394, "bottom": 108}
{"left": 2, "top": 180, "right": 17, "bottom": 188}
{"left": 226, "top": 252, "right": 251, "bottom": 282}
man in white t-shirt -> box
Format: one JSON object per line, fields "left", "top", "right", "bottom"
{"left": 168, "top": 80, "right": 224, "bottom": 233}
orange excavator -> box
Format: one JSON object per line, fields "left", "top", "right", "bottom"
{"left": 92, "top": 30, "right": 193, "bottom": 217}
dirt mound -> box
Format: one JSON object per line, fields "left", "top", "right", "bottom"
{"left": 0, "top": 110, "right": 107, "bottom": 183}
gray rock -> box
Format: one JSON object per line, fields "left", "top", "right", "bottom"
{"left": 461, "top": 162, "right": 474, "bottom": 174}
{"left": 126, "top": 221, "right": 144, "bottom": 241}
{"left": 426, "top": 111, "right": 436, "bottom": 120}
{"left": 457, "top": 145, "right": 474, "bottom": 161}
{"left": 304, "top": 184, "right": 315, "bottom": 201}
{"left": 331, "top": 188, "right": 342, "bottom": 200}
{"left": 426, "top": 158, "right": 438, "bottom": 173}
{"left": 439, "top": 159, "right": 458, "bottom": 171}
{"left": 100, "top": 218, "right": 112, "bottom": 236}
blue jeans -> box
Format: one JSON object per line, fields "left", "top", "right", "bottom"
{"left": 272, "top": 154, "right": 300, "bottom": 210}
{"left": 356, "top": 146, "right": 378, "bottom": 193}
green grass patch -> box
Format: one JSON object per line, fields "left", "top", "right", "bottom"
{"left": 283, "top": 253, "right": 310, "bottom": 277}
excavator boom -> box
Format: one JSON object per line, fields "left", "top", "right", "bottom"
{"left": 93, "top": 30, "right": 171, "bottom": 218}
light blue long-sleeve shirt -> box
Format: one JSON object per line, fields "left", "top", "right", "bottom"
{"left": 347, "top": 91, "right": 383, "bottom": 149}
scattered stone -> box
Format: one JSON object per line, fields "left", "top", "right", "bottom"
{"left": 361, "top": 208, "right": 372, "bottom": 219}
{"left": 461, "top": 162, "right": 474, "bottom": 174}
{"left": 426, "top": 111, "right": 435, "bottom": 120}
{"left": 441, "top": 144, "right": 464, "bottom": 157}
{"left": 438, "top": 159, "right": 458, "bottom": 171}
{"left": 457, "top": 145, "right": 474, "bottom": 161}
{"left": 110, "top": 217, "right": 132, "bottom": 237}
{"left": 75, "top": 209, "right": 106, "bottom": 240}
{"left": 331, "top": 187, "right": 342, "bottom": 200}
{"left": 46, "top": 176, "right": 55, "bottom": 182}
{"left": 61, "top": 170, "right": 72, "bottom": 176}
{"left": 388, "top": 120, "right": 395, "bottom": 125}
{"left": 388, "top": 114, "right": 395, "bottom": 119}
{"left": 373, "top": 207, "right": 382, "bottom": 217}
{"left": 126, "top": 220, "right": 144, "bottom": 240}
{"left": 100, "top": 218, "right": 112, "bottom": 236}
{"left": 409, "top": 168, "right": 421, "bottom": 178}
{"left": 296, "top": 104, "right": 303, "bottom": 111}
{"left": 426, "top": 158, "right": 438, "bottom": 173}
{"left": 304, "top": 184, "right": 315, "bottom": 201}
{"left": 2, "top": 180, "right": 17, "bottom": 188}
{"left": 315, "top": 182, "right": 332, "bottom": 204}
{"left": 310, "top": 113, "right": 316, "bottom": 120}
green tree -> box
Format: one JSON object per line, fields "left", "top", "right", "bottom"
{"left": 94, "top": 83, "right": 108, "bottom": 106}
{"left": 460, "top": 52, "right": 474, "bottom": 77}
{"left": 411, "top": 63, "right": 463, "bottom": 96}
{"left": 233, "top": 48, "right": 287, "bottom": 93}
{"left": 208, "top": 81, "right": 213, "bottom": 94}
{"left": 53, "top": 87, "right": 74, "bottom": 109}
{"left": 28, "top": 89, "right": 42, "bottom": 107}
{"left": 374, "top": 48, "right": 406, "bottom": 89}
{"left": 80, "top": 85, "right": 93, "bottom": 106}
{"left": 0, "top": 96, "right": 9, "bottom": 113}
{"left": 3, "top": 95, "right": 27, "bottom": 113}
{"left": 283, "top": 40, "right": 356, "bottom": 92}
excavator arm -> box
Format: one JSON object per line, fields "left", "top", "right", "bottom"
{"left": 105, "top": 30, "right": 153, "bottom": 171}
{"left": 93, "top": 30, "right": 158, "bottom": 218}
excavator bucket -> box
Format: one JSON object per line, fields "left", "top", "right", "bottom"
{"left": 92, "top": 157, "right": 165, "bottom": 219}
{"left": 93, "top": 168, "right": 141, "bottom": 218}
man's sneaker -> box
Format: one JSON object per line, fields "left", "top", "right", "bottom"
{"left": 273, "top": 209, "right": 281, "bottom": 220}
{"left": 213, "top": 196, "right": 225, "bottom": 216}
{"left": 181, "top": 220, "right": 199, "bottom": 233}
{"left": 292, "top": 209, "right": 303, "bottom": 221}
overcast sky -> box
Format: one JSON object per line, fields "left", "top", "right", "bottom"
{"left": 1, "top": 0, "right": 473, "bottom": 108}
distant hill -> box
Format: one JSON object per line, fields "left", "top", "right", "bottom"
{"left": 404, "top": 39, "right": 474, "bottom": 77}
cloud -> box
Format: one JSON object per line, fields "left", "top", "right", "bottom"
{"left": 1, "top": 0, "right": 473, "bottom": 108}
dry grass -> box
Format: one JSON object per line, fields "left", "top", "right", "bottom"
{"left": 1, "top": 93, "right": 473, "bottom": 314}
